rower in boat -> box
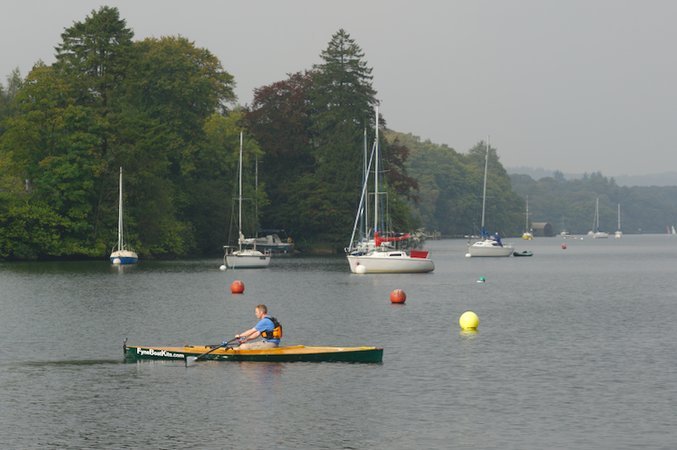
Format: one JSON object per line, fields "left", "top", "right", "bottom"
{"left": 233, "top": 304, "right": 282, "bottom": 350}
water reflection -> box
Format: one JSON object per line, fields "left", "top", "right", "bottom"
{"left": 2, "top": 236, "right": 677, "bottom": 449}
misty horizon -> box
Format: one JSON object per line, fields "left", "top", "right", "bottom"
{"left": 2, "top": 1, "right": 675, "bottom": 176}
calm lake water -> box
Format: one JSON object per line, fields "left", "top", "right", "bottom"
{"left": 1, "top": 235, "right": 676, "bottom": 449}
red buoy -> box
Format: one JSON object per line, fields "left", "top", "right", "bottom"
{"left": 230, "top": 280, "right": 245, "bottom": 294}
{"left": 390, "top": 289, "right": 406, "bottom": 304}
{"left": 561, "top": 243, "right": 567, "bottom": 250}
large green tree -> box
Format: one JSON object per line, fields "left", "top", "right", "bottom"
{"left": 245, "top": 72, "right": 315, "bottom": 241}
{"left": 246, "top": 30, "right": 418, "bottom": 249}
{"left": 306, "top": 30, "right": 380, "bottom": 246}
{"left": 55, "top": 6, "right": 133, "bottom": 109}
{"left": 0, "top": 7, "right": 237, "bottom": 259}
{"left": 117, "top": 35, "right": 236, "bottom": 255}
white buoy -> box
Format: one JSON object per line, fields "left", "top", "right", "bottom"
{"left": 465, "top": 253, "right": 471, "bottom": 258}
{"left": 356, "top": 264, "right": 367, "bottom": 274}
{"left": 112, "top": 258, "right": 121, "bottom": 265}
{"left": 219, "top": 264, "right": 227, "bottom": 271}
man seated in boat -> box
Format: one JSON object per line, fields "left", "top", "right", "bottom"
{"left": 492, "top": 232, "right": 504, "bottom": 247}
{"left": 234, "top": 304, "right": 282, "bottom": 350}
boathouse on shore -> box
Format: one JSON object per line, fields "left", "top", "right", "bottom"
{"left": 531, "top": 222, "right": 554, "bottom": 237}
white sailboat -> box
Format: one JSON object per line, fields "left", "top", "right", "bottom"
{"left": 522, "top": 195, "right": 534, "bottom": 240}
{"left": 346, "top": 108, "right": 434, "bottom": 274}
{"left": 614, "top": 203, "right": 623, "bottom": 239}
{"left": 467, "top": 138, "right": 512, "bottom": 257}
{"left": 224, "top": 132, "right": 271, "bottom": 269}
{"left": 591, "top": 197, "right": 609, "bottom": 239}
{"left": 110, "top": 167, "right": 138, "bottom": 265}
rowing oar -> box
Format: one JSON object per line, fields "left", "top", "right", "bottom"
{"left": 185, "top": 337, "right": 240, "bottom": 366}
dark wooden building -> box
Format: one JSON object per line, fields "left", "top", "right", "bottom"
{"left": 531, "top": 222, "right": 554, "bottom": 237}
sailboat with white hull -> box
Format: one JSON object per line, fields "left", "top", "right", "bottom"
{"left": 346, "top": 108, "right": 434, "bottom": 274}
{"left": 224, "top": 132, "right": 271, "bottom": 269}
{"left": 110, "top": 167, "right": 138, "bottom": 265}
{"left": 591, "top": 197, "right": 609, "bottom": 239}
{"left": 467, "top": 138, "right": 512, "bottom": 257}
{"left": 615, "top": 203, "right": 623, "bottom": 239}
{"left": 522, "top": 195, "right": 533, "bottom": 240}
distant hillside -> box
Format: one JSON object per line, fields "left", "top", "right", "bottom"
{"left": 385, "top": 130, "right": 524, "bottom": 237}
{"left": 381, "top": 133, "right": 677, "bottom": 235}
{"left": 507, "top": 166, "right": 677, "bottom": 187}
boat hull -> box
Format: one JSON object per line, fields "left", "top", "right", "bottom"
{"left": 124, "top": 344, "right": 383, "bottom": 363}
{"left": 225, "top": 250, "right": 271, "bottom": 268}
{"left": 467, "top": 240, "right": 513, "bottom": 257}
{"left": 110, "top": 250, "right": 138, "bottom": 265}
{"left": 347, "top": 252, "right": 434, "bottom": 273}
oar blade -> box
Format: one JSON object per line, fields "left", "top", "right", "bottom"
{"left": 185, "top": 356, "right": 199, "bottom": 366}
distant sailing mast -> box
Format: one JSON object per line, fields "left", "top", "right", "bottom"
{"left": 110, "top": 167, "right": 138, "bottom": 265}
{"left": 615, "top": 204, "right": 623, "bottom": 239}
{"left": 522, "top": 195, "right": 534, "bottom": 240}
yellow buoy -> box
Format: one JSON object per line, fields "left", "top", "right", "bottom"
{"left": 459, "top": 311, "right": 479, "bottom": 331}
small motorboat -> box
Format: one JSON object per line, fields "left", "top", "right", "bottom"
{"left": 512, "top": 250, "right": 533, "bottom": 257}
{"left": 124, "top": 343, "right": 383, "bottom": 363}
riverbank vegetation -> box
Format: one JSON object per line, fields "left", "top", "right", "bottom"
{"left": 1, "top": 7, "right": 675, "bottom": 260}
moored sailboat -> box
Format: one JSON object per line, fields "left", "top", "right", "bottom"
{"left": 467, "top": 138, "right": 512, "bottom": 257}
{"left": 614, "top": 203, "right": 623, "bottom": 239}
{"left": 346, "top": 108, "right": 434, "bottom": 274}
{"left": 522, "top": 195, "right": 534, "bottom": 240}
{"left": 591, "top": 197, "right": 609, "bottom": 239}
{"left": 224, "top": 132, "right": 271, "bottom": 269}
{"left": 110, "top": 167, "right": 138, "bottom": 265}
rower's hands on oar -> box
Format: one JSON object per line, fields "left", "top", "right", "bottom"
{"left": 185, "top": 337, "right": 242, "bottom": 366}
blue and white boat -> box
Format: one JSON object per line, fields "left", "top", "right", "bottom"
{"left": 467, "top": 138, "right": 513, "bottom": 257}
{"left": 110, "top": 167, "right": 138, "bottom": 265}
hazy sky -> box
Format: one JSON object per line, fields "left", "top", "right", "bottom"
{"left": 1, "top": 0, "right": 675, "bottom": 176}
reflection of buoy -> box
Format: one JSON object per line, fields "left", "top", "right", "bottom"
{"left": 230, "top": 280, "right": 245, "bottom": 294}
{"left": 465, "top": 253, "right": 471, "bottom": 258}
{"left": 219, "top": 264, "right": 227, "bottom": 271}
{"left": 561, "top": 243, "right": 567, "bottom": 250}
{"left": 477, "top": 276, "right": 486, "bottom": 283}
{"left": 356, "top": 264, "right": 367, "bottom": 274}
{"left": 459, "top": 311, "right": 479, "bottom": 331}
{"left": 390, "top": 289, "right": 406, "bottom": 304}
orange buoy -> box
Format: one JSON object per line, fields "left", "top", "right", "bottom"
{"left": 390, "top": 289, "right": 406, "bottom": 304}
{"left": 561, "top": 243, "right": 567, "bottom": 250}
{"left": 230, "top": 280, "right": 245, "bottom": 294}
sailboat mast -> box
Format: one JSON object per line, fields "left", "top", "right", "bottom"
{"left": 118, "top": 167, "right": 123, "bottom": 251}
{"left": 374, "top": 107, "right": 379, "bottom": 234}
{"left": 617, "top": 203, "right": 621, "bottom": 229}
{"left": 255, "top": 154, "right": 258, "bottom": 228}
{"left": 480, "top": 137, "right": 489, "bottom": 232}
{"left": 238, "top": 131, "right": 243, "bottom": 251}
{"left": 363, "top": 127, "right": 369, "bottom": 239}
{"left": 525, "top": 195, "right": 529, "bottom": 231}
